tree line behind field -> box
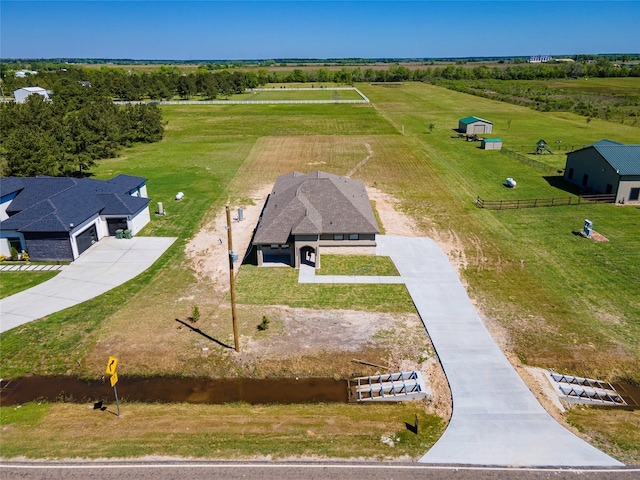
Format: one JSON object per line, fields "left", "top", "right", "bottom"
{"left": 0, "top": 79, "right": 163, "bottom": 177}
{"left": 3, "top": 56, "right": 639, "bottom": 102}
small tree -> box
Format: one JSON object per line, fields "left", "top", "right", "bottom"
{"left": 10, "top": 247, "right": 19, "bottom": 261}
{"left": 428, "top": 123, "right": 435, "bottom": 134}
{"left": 586, "top": 116, "right": 592, "bottom": 128}
{"left": 257, "top": 315, "right": 270, "bottom": 331}
{"left": 191, "top": 304, "right": 200, "bottom": 323}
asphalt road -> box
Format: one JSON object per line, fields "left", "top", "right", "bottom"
{"left": 1, "top": 462, "right": 639, "bottom": 480}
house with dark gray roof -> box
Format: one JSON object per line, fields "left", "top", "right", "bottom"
{"left": 0, "top": 174, "right": 150, "bottom": 261}
{"left": 253, "top": 171, "right": 379, "bottom": 268}
{"left": 564, "top": 140, "right": 640, "bottom": 203}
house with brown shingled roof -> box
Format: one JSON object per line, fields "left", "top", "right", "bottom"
{"left": 253, "top": 171, "right": 379, "bottom": 268}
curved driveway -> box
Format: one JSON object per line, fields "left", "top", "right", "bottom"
{"left": 375, "top": 236, "right": 622, "bottom": 467}
{"left": 0, "top": 236, "right": 176, "bottom": 334}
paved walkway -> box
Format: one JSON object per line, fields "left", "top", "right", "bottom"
{"left": 0, "top": 236, "right": 176, "bottom": 334}
{"left": 298, "top": 264, "right": 405, "bottom": 284}
{"left": 301, "top": 235, "right": 622, "bottom": 467}
{"left": 0, "top": 264, "right": 65, "bottom": 272}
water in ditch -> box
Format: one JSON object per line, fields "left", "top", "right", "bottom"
{"left": 0, "top": 376, "right": 349, "bottom": 406}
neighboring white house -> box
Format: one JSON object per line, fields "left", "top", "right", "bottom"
{"left": 14, "top": 69, "right": 38, "bottom": 78}
{"left": 529, "top": 55, "right": 553, "bottom": 63}
{"left": 13, "top": 87, "right": 51, "bottom": 103}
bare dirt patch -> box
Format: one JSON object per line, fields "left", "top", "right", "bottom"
{"left": 185, "top": 184, "right": 271, "bottom": 286}
{"left": 367, "top": 187, "right": 416, "bottom": 237}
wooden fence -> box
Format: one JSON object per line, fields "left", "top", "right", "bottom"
{"left": 499, "top": 148, "right": 557, "bottom": 174}
{"left": 476, "top": 194, "right": 615, "bottom": 210}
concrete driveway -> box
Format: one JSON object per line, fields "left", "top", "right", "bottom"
{"left": 0, "top": 236, "right": 176, "bottom": 334}
{"left": 298, "top": 235, "right": 622, "bottom": 466}
{"left": 375, "top": 236, "right": 622, "bottom": 467}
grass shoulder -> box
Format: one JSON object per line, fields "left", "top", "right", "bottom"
{"left": 0, "top": 271, "right": 60, "bottom": 299}
{"left": 0, "top": 401, "right": 445, "bottom": 460}
{"left": 566, "top": 407, "right": 640, "bottom": 464}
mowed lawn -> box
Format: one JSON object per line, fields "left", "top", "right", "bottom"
{"left": 1, "top": 82, "right": 639, "bottom": 461}
{"left": 358, "top": 82, "right": 640, "bottom": 379}
{"left": 0, "top": 102, "right": 399, "bottom": 379}
{"left": 228, "top": 88, "right": 365, "bottom": 101}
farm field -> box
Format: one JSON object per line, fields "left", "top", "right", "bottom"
{"left": 228, "top": 88, "right": 365, "bottom": 101}
{"left": 434, "top": 76, "right": 640, "bottom": 126}
{"left": 1, "top": 79, "right": 639, "bottom": 461}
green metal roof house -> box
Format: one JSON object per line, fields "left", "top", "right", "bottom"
{"left": 458, "top": 116, "right": 493, "bottom": 134}
{"left": 564, "top": 140, "right": 640, "bottom": 203}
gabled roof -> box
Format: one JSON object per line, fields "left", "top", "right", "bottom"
{"left": 15, "top": 86, "right": 48, "bottom": 94}
{"left": 573, "top": 140, "right": 640, "bottom": 176}
{"left": 0, "top": 177, "right": 26, "bottom": 200}
{"left": 0, "top": 175, "right": 149, "bottom": 233}
{"left": 459, "top": 116, "right": 492, "bottom": 125}
{"left": 253, "top": 171, "right": 379, "bottom": 245}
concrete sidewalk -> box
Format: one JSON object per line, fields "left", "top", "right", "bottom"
{"left": 0, "top": 236, "right": 176, "bottom": 334}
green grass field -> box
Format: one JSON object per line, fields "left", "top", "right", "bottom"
{"left": 0, "top": 271, "right": 59, "bottom": 299}
{"left": 1, "top": 78, "right": 639, "bottom": 461}
{"left": 356, "top": 83, "right": 639, "bottom": 379}
{"left": 228, "top": 88, "right": 365, "bottom": 101}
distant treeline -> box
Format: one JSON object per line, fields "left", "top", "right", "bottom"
{"left": 0, "top": 79, "right": 163, "bottom": 177}
{"left": 2, "top": 53, "right": 639, "bottom": 68}
{"left": 3, "top": 58, "right": 639, "bottom": 103}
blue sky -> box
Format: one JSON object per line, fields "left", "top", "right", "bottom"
{"left": 1, "top": 1, "right": 639, "bottom": 59}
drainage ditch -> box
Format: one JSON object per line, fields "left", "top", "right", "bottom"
{"left": 0, "top": 376, "right": 349, "bottom": 406}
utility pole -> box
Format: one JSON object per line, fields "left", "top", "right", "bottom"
{"left": 226, "top": 205, "right": 240, "bottom": 352}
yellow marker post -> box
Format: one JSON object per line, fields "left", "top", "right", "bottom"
{"left": 105, "top": 356, "right": 121, "bottom": 417}
{"left": 106, "top": 356, "right": 118, "bottom": 376}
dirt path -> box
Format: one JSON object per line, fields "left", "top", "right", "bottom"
{"left": 345, "top": 142, "right": 374, "bottom": 178}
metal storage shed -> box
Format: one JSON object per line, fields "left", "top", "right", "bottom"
{"left": 481, "top": 138, "right": 502, "bottom": 150}
{"left": 459, "top": 116, "right": 493, "bottom": 134}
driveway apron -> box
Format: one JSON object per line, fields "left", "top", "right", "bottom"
{"left": 0, "top": 236, "right": 176, "bottom": 334}
{"left": 375, "top": 235, "right": 622, "bottom": 467}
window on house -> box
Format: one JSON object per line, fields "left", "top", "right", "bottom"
{"left": 582, "top": 174, "right": 589, "bottom": 187}
{"left": 270, "top": 244, "right": 279, "bottom": 249}
{"left": 630, "top": 188, "right": 640, "bottom": 201}
{"left": 281, "top": 244, "right": 289, "bottom": 249}
{"left": 349, "top": 234, "right": 359, "bottom": 240}
{"left": 605, "top": 184, "right": 613, "bottom": 194}
{"left": 8, "top": 237, "right": 22, "bottom": 252}
{"left": 333, "top": 234, "right": 344, "bottom": 241}
{"left": 568, "top": 168, "right": 574, "bottom": 180}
